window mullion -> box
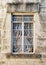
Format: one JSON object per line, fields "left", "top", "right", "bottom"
{"left": 22, "top": 17, "right": 24, "bottom": 53}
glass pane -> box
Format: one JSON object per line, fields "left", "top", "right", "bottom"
{"left": 12, "top": 15, "right": 22, "bottom": 21}
{"left": 24, "top": 30, "right": 28, "bottom": 36}
{"left": 24, "top": 30, "right": 33, "bottom": 36}
{"left": 28, "top": 23, "right": 33, "bottom": 29}
{"left": 24, "top": 23, "right": 33, "bottom": 29}
{"left": 12, "top": 15, "right": 33, "bottom": 21}
{"left": 29, "top": 30, "right": 33, "bottom": 37}
{"left": 13, "top": 30, "right": 22, "bottom": 37}
{"left": 13, "top": 23, "right": 22, "bottom": 29}
{"left": 24, "top": 23, "right": 33, "bottom": 36}
{"left": 23, "top": 15, "right": 33, "bottom": 21}
{"left": 24, "top": 23, "right": 33, "bottom": 53}
{"left": 12, "top": 23, "right": 22, "bottom": 53}
{"left": 13, "top": 37, "right": 22, "bottom": 52}
{"left": 24, "top": 23, "right": 28, "bottom": 29}
{"left": 24, "top": 37, "right": 33, "bottom": 52}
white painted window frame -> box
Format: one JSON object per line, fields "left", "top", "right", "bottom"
{"left": 12, "top": 15, "right": 35, "bottom": 54}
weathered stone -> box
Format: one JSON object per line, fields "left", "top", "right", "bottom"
{"left": 0, "top": 0, "right": 46, "bottom": 65}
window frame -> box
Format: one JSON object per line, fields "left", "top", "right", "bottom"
{"left": 11, "top": 15, "right": 35, "bottom": 54}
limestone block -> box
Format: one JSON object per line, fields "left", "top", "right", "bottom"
{"left": 36, "top": 46, "right": 46, "bottom": 54}
{"left": 42, "top": 55, "right": 46, "bottom": 60}
{"left": 3, "top": 60, "right": 46, "bottom": 65}
{"left": 34, "top": 61, "right": 45, "bottom": 65}
{"left": 0, "top": 54, "right": 6, "bottom": 61}
{"left": 2, "top": 13, "right": 11, "bottom": 53}
{"left": 0, "top": 61, "right": 6, "bottom": 65}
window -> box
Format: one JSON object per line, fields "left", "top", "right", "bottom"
{"left": 12, "top": 15, "right": 34, "bottom": 54}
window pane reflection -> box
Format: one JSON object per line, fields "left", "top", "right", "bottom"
{"left": 13, "top": 37, "right": 22, "bottom": 52}
{"left": 13, "top": 23, "right": 22, "bottom": 53}
{"left": 24, "top": 23, "right": 33, "bottom": 53}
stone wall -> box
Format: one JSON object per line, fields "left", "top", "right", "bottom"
{"left": 0, "top": 0, "right": 46, "bottom": 65}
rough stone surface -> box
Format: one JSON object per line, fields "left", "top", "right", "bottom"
{"left": 0, "top": 0, "right": 46, "bottom": 65}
